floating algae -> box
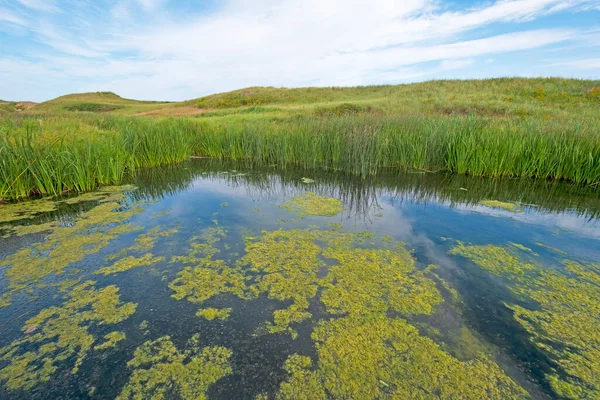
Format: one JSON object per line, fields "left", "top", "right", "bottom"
{"left": 535, "top": 241, "right": 568, "bottom": 255}
{"left": 509, "top": 260, "right": 600, "bottom": 399}
{"left": 238, "top": 229, "right": 325, "bottom": 337}
{"left": 105, "top": 226, "right": 178, "bottom": 262}
{"left": 281, "top": 192, "right": 343, "bottom": 216}
{"left": 170, "top": 226, "right": 446, "bottom": 339}
{"left": 0, "top": 281, "right": 137, "bottom": 391}
{"left": 479, "top": 200, "right": 523, "bottom": 213}
{"left": 452, "top": 241, "right": 600, "bottom": 398}
{"left": 320, "top": 246, "right": 443, "bottom": 316}
{"left": 117, "top": 335, "right": 232, "bottom": 400}
{"left": 169, "top": 227, "right": 250, "bottom": 314}
{"left": 450, "top": 242, "right": 536, "bottom": 277}
{"left": 0, "top": 190, "right": 143, "bottom": 307}
{"left": 197, "top": 307, "right": 232, "bottom": 320}
{"left": 94, "top": 331, "right": 126, "bottom": 351}
{"left": 0, "top": 197, "right": 57, "bottom": 224}
{"left": 275, "top": 315, "right": 527, "bottom": 399}
{"left": 95, "top": 253, "right": 166, "bottom": 276}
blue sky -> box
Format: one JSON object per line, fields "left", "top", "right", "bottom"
{"left": 0, "top": 0, "right": 598, "bottom": 102}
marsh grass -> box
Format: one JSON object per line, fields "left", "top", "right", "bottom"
{"left": 1, "top": 78, "right": 599, "bottom": 200}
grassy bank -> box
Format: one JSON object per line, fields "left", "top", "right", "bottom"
{"left": 1, "top": 78, "right": 599, "bottom": 200}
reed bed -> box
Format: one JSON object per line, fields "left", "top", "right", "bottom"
{"left": 1, "top": 114, "right": 599, "bottom": 201}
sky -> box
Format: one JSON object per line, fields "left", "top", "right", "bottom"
{"left": 0, "top": 0, "right": 599, "bottom": 102}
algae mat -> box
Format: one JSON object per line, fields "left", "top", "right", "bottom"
{"left": 1, "top": 160, "right": 599, "bottom": 399}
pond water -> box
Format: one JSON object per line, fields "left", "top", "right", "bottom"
{"left": 1, "top": 159, "right": 599, "bottom": 399}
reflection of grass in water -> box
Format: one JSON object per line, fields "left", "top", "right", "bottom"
{"left": 117, "top": 335, "right": 231, "bottom": 400}
{"left": 0, "top": 281, "right": 137, "bottom": 391}
{"left": 277, "top": 315, "right": 527, "bottom": 399}
{"left": 281, "top": 192, "right": 343, "bottom": 216}
{"left": 480, "top": 199, "right": 523, "bottom": 212}
{"left": 0, "top": 187, "right": 142, "bottom": 308}
{"left": 451, "top": 242, "right": 600, "bottom": 399}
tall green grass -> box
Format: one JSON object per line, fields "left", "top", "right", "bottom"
{"left": 193, "top": 115, "right": 600, "bottom": 183}
{"left": 1, "top": 113, "right": 599, "bottom": 201}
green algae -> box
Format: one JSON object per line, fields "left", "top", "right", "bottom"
{"left": 117, "top": 335, "right": 232, "bottom": 400}
{"left": 509, "top": 260, "right": 600, "bottom": 399}
{"left": 95, "top": 253, "right": 166, "bottom": 276}
{"left": 0, "top": 188, "right": 143, "bottom": 307}
{"left": 0, "top": 197, "right": 57, "bottom": 224}
{"left": 239, "top": 229, "right": 325, "bottom": 337}
{"left": 479, "top": 199, "right": 523, "bottom": 212}
{"left": 105, "top": 226, "right": 178, "bottom": 262}
{"left": 451, "top": 241, "right": 600, "bottom": 398}
{"left": 275, "top": 315, "right": 527, "bottom": 399}
{"left": 0, "top": 281, "right": 137, "bottom": 391}
{"left": 170, "top": 226, "right": 446, "bottom": 339}
{"left": 450, "top": 242, "right": 536, "bottom": 277}
{"left": 320, "top": 247, "right": 443, "bottom": 316}
{"left": 197, "top": 307, "right": 232, "bottom": 320}
{"left": 169, "top": 226, "right": 250, "bottom": 315}
{"left": 535, "top": 241, "right": 568, "bottom": 255}
{"left": 281, "top": 192, "right": 343, "bottom": 216}
{"left": 94, "top": 331, "right": 126, "bottom": 350}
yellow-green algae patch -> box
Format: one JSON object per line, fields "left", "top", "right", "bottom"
{"left": 197, "top": 307, "right": 232, "bottom": 320}
{"left": 535, "top": 241, "right": 568, "bottom": 255}
{"left": 117, "top": 335, "right": 232, "bottom": 400}
{"left": 0, "top": 197, "right": 57, "bottom": 224}
{"left": 94, "top": 331, "right": 126, "bottom": 350}
{"left": 320, "top": 246, "right": 443, "bottom": 317}
{"left": 451, "top": 241, "right": 600, "bottom": 398}
{"left": 105, "top": 225, "right": 178, "bottom": 262}
{"left": 95, "top": 253, "right": 166, "bottom": 276}
{"left": 0, "top": 201, "right": 143, "bottom": 307}
{"left": 281, "top": 192, "right": 343, "bottom": 216}
{"left": 479, "top": 199, "right": 523, "bottom": 213}
{"left": 238, "top": 229, "right": 325, "bottom": 337}
{"left": 169, "top": 227, "right": 249, "bottom": 309}
{"left": 275, "top": 315, "right": 527, "bottom": 399}
{"left": 170, "top": 226, "right": 445, "bottom": 339}
{"left": 450, "top": 242, "right": 536, "bottom": 277}
{"left": 0, "top": 281, "right": 137, "bottom": 391}
{"left": 509, "top": 260, "right": 600, "bottom": 399}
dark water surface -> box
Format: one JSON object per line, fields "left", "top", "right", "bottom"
{"left": 1, "top": 160, "right": 599, "bottom": 399}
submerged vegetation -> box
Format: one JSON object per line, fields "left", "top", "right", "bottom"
{"left": 281, "top": 192, "right": 343, "bottom": 216}
{"left": 1, "top": 78, "right": 600, "bottom": 201}
{"left": 117, "top": 335, "right": 232, "bottom": 400}
{"left": 451, "top": 242, "right": 600, "bottom": 399}
{"left": 0, "top": 282, "right": 136, "bottom": 391}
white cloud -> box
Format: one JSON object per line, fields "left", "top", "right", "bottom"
{"left": 0, "top": 8, "right": 26, "bottom": 25}
{"left": 0, "top": 0, "right": 597, "bottom": 101}
{"left": 550, "top": 58, "right": 600, "bottom": 70}
{"left": 16, "top": 0, "right": 59, "bottom": 13}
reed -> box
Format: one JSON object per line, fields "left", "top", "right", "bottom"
{"left": 1, "top": 98, "right": 599, "bottom": 201}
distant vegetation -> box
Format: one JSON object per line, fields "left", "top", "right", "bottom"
{"left": 1, "top": 78, "right": 599, "bottom": 200}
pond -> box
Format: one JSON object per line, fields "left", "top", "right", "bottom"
{"left": 1, "top": 159, "right": 599, "bottom": 399}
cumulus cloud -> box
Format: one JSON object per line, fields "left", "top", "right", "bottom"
{"left": 0, "top": 0, "right": 597, "bottom": 101}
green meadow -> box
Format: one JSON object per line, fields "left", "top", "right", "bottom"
{"left": 1, "top": 77, "right": 599, "bottom": 200}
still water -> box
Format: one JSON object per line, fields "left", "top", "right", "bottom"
{"left": 1, "top": 160, "right": 599, "bottom": 399}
